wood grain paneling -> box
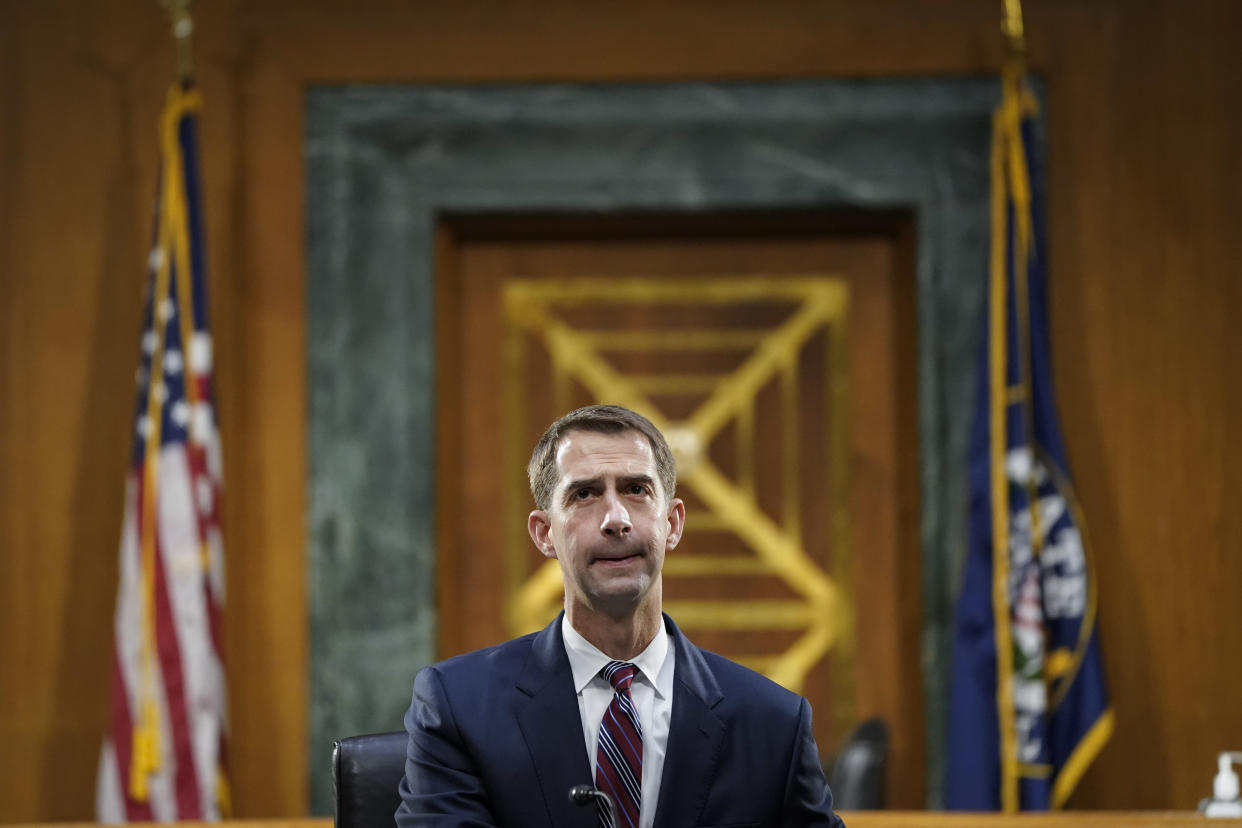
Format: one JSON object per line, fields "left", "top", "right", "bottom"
{"left": 2, "top": 0, "right": 1239, "bottom": 821}
{"left": 0, "top": 0, "right": 306, "bottom": 820}
{"left": 227, "top": 37, "right": 310, "bottom": 821}
{"left": 435, "top": 213, "right": 924, "bottom": 804}
{"left": 1034, "top": 0, "right": 1242, "bottom": 810}
{"left": 2, "top": 3, "right": 160, "bottom": 820}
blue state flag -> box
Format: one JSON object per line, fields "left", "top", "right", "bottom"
{"left": 945, "top": 65, "right": 1114, "bottom": 812}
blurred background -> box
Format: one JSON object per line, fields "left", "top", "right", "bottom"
{"left": 1, "top": 0, "right": 1239, "bottom": 822}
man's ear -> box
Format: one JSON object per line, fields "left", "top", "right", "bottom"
{"left": 528, "top": 510, "right": 557, "bottom": 559}
{"left": 664, "top": 498, "right": 686, "bottom": 551}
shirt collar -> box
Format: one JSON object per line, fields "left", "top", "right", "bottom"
{"left": 561, "top": 614, "right": 670, "bottom": 699}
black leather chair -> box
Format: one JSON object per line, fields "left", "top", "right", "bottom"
{"left": 334, "top": 719, "right": 888, "bottom": 825}
{"left": 332, "top": 731, "right": 407, "bottom": 828}
{"left": 827, "top": 717, "right": 888, "bottom": 810}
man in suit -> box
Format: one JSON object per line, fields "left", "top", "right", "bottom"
{"left": 397, "top": 405, "right": 844, "bottom": 827}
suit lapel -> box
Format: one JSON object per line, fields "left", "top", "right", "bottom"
{"left": 652, "top": 615, "right": 726, "bottom": 828}
{"left": 515, "top": 614, "right": 597, "bottom": 828}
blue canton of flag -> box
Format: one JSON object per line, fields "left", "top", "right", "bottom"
{"left": 96, "top": 85, "right": 230, "bottom": 823}
{"left": 945, "top": 65, "right": 1113, "bottom": 812}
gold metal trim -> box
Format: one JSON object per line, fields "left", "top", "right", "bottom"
{"left": 661, "top": 556, "right": 772, "bottom": 575}
{"left": 578, "top": 329, "right": 769, "bottom": 350}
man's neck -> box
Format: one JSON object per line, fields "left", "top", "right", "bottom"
{"left": 565, "top": 601, "right": 663, "bottom": 661}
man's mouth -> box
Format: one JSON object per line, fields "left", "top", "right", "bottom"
{"left": 592, "top": 552, "right": 641, "bottom": 565}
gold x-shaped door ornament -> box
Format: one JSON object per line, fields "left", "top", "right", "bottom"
{"left": 502, "top": 277, "right": 852, "bottom": 697}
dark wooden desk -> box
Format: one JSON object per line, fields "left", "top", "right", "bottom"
{"left": 8, "top": 814, "right": 1239, "bottom": 828}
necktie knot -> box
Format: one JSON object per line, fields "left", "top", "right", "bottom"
{"left": 602, "top": 661, "right": 638, "bottom": 693}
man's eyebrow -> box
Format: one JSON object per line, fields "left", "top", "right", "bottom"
{"left": 561, "top": 477, "right": 601, "bottom": 498}
{"left": 618, "top": 473, "right": 656, "bottom": 487}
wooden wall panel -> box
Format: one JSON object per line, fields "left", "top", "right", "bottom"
{"left": 1, "top": 3, "right": 156, "bottom": 820}
{"left": 227, "top": 30, "right": 310, "bottom": 821}
{"left": 0, "top": 6, "right": 18, "bottom": 812}
{"left": 1, "top": 0, "right": 1239, "bottom": 821}
{"left": 1043, "top": 0, "right": 1242, "bottom": 808}
{"left": 0, "top": 0, "right": 306, "bottom": 821}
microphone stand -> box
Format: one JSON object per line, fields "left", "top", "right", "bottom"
{"left": 568, "top": 784, "right": 617, "bottom": 825}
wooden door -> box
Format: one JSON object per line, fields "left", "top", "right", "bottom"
{"left": 436, "top": 211, "right": 924, "bottom": 806}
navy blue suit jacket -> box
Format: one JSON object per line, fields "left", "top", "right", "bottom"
{"left": 396, "top": 613, "right": 844, "bottom": 827}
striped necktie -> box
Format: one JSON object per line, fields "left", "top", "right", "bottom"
{"left": 595, "top": 661, "right": 643, "bottom": 828}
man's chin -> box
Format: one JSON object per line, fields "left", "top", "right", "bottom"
{"left": 584, "top": 575, "right": 652, "bottom": 608}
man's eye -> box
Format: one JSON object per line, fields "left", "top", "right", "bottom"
{"left": 573, "top": 488, "right": 594, "bottom": 499}
{"left": 628, "top": 484, "right": 649, "bottom": 496}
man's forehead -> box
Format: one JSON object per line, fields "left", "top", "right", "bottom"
{"left": 553, "top": 428, "right": 655, "bottom": 474}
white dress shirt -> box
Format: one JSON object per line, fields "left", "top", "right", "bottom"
{"left": 561, "top": 615, "right": 675, "bottom": 828}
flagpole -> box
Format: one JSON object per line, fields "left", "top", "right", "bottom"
{"left": 995, "top": 0, "right": 1034, "bottom": 813}
{"left": 1002, "top": 0, "right": 1026, "bottom": 68}
{"left": 1000, "top": 0, "right": 1044, "bottom": 570}
{"left": 160, "top": 0, "right": 195, "bottom": 86}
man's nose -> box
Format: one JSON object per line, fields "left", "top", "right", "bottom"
{"left": 599, "top": 492, "right": 632, "bottom": 536}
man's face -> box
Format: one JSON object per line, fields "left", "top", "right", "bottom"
{"left": 528, "top": 428, "right": 684, "bottom": 618}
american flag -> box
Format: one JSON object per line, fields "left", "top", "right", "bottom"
{"left": 96, "top": 84, "right": 230, "bottom": 822}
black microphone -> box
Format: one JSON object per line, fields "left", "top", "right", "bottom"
{"left": 568, "top": 784, "right": 617, "bottom": 824}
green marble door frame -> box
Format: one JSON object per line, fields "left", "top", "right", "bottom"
{"left": 306, "top": 78, "right": 1028, "bottom": 812}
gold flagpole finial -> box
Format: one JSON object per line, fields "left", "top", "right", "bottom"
{"left": 1001, "top": 0, "right": 1027, "bottom": 64}
{"left": 159, "top": 0, "right": 195, "bottom": 85}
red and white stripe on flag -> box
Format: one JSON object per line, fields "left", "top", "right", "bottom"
{"left": 97, "top": 84, "right": 230, "bottom": 823}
